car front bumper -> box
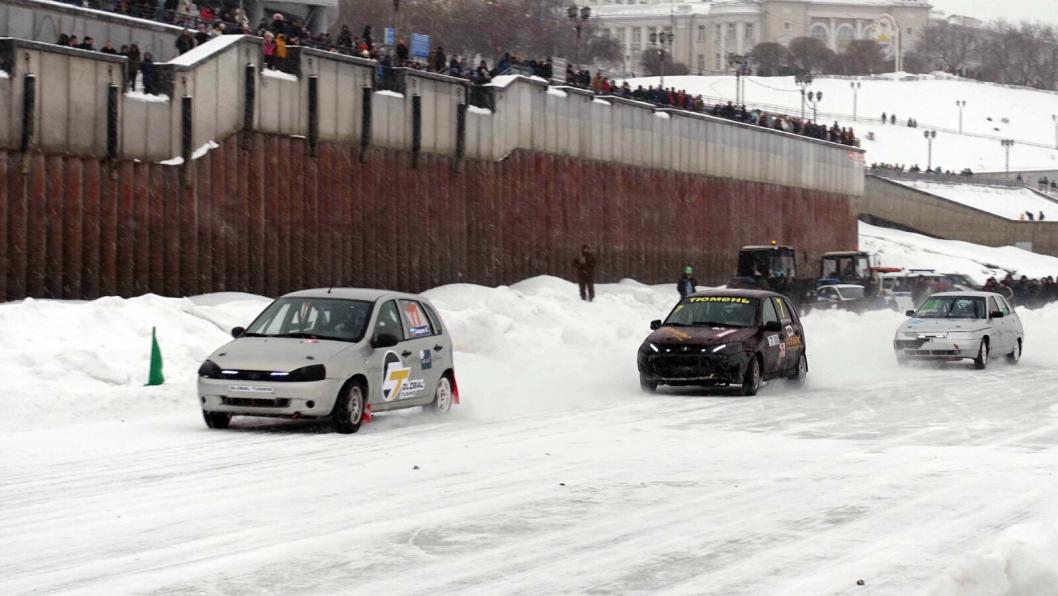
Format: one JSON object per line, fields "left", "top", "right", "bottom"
{"left": 198, "top": 377, "right": 345, "bottom": 418}
{"left": 638, "top": 351, "right": 750, "bottom": 385}
{"left": 894, "top": 338, "right": 982, "bottom": 360}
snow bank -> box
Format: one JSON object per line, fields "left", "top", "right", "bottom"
{"left": 374, "top": 89, "right": 404, "bottom": 98}
{"left": 621, "top": 74, "right": 1058, "bottom": 171}
{"left": 159, "top": 140, "right": 220, "bottom": 165}
{"left": 860, "top": 221, "right": 1058, "bottom": 285}
{"left": 467, "top": 105, "right": 492, "bottom": 116}
{"left": 166, "top": 35, "right": 245, "bottom": 67}
{"left": 888, "top": 179, "right": 1058, "bottom": 221}
{"left": 927, "top": 517, "right": 1058, "bottom": 596}
{"left": 0, "top": 294, "right": 267, "bottom": 430}
{"left": 546, "top": 87, "right": 568, "bottom": 98}
{"left": 487, "top": 74, "right": 548, "bottom": 88}
{"left": 125, "top": 90, "right": 170, "bottom": 103}
{"left": 262, "top": 69, "right": 298, "bottom": 82}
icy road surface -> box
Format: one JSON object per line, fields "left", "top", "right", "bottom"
{"left": 2, "top": 278, "right": 1058, "bottom": 594}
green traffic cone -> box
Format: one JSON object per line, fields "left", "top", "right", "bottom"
{"left": 146, "top": 326, "right": 165, "bottom": 386}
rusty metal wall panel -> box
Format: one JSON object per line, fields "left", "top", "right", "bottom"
{"left": 44, "top": 156, "right": 65, "bottom": 298}
{"left": 81, "top": 159, "right": 101, "bottom": 300}
{"left": 0, "top": 140, "right": 857, "bottom": 300}
{"left": 0, "top": 155, "right": 7, "bottom": 303}
{"left": 98, "top": 162, "right": 119, "bottom": 298}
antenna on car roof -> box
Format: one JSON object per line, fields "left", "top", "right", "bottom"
{"left": 327, "top": 286, "right": 333, "bottom": 294}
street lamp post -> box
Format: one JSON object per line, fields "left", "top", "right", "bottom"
{"left": 650, "top": 30, "right": 675, "bottom": 89}
{"left": 728, "top": 54, "right": 749, "bottom": 105}
{"left": 806, "top": 90, "right": 823, "bottom": 123}
{"left": 567, "top": 4, "right": 591, "bottom": 71}
{"left": 1001, "top": 139, "right": 1015, "bottom": 174}
{"left": 1052, "top": 114, "right": 1057, "bottom": 149}
{"left": 923, "top": 130, "right": 937, "bottom": 171}
{"left": 796, "top": 74, "right": 813, "bottom": 120}
{"left": 850, "top": 81, "right": 861, "bottom": 121}
{"left": 955, "top": 100, "right": 966, "bottom": 135}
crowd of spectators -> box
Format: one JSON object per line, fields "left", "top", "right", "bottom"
{"left": 984, "top": 275, "right": 1058, "bottom": 308}
{"left": 51, "top": 1, "right": 861, "bottom": 146}
{"left": 870, "top": 163, "right": 977, "bottom": 176}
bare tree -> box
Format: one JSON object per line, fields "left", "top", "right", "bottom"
{"left": 787, "top": 37, "right": 834, "bottom": 74}
{"left": 750, "top": 42, "right": 787, "bottom": 76}
{"left": 639, "top": 49, "right": 690, "bottom": 77}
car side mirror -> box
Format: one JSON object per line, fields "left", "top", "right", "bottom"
{"left": 990, "top": 311, "right": 1004, "bottom": 319}
{"left": 905, "top": 310, "right": 916, "bottom": 317}
{"left": 763, "top": 321, "right": 782, "bottom": 332}
{"left": 231, "top": 326, "right": 245, "bottom": 339}
{"left": 650, "top": 319, "right": 662, "bottom": 330}
{"left": 372, "top": 333, "right": 400, "bottom": 349}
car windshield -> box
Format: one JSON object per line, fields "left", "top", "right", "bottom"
{"left": 244, "top": 297, "right": 374, "bottom": 342}
{"left": 913, "top": 296, "right": 986, "bottom": 319}
{"left": 664, "top": 296, "right": 758, "bottom": 327}
{"left": 837, "top": 286, "right": 865, "bottom": 299}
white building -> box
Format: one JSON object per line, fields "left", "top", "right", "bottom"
{"left": 588, "top": 0, "right": 931, "bottom": 75}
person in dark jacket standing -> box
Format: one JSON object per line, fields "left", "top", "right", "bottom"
{"left": 677, "top": 266, "right": 698, "bottom": 297}
{"left": 573, "top": 244, "right": 596, "bottom": 302}
{"left": 432, "top": 46, "right": 447, "bottom": 73}
{"left": 175, "top": 29, "right": 195, "bottom": 54}
{"left": 126, "top": 44, "right": 141, "bottom": 91}
{"left": 140, "top": 53, "right": 158, "bottom": 95}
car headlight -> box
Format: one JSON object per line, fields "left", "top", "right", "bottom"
{"left": 710, "top": 343, "right": 742, "bottom": 354}
{"left": 644, "top": 343, "right": 659, "bottom": 353}
{"left": 198, "top": 359, "right": 223, "bottom": 378}
{"left": 286, "top": 364, "right": 327, "bottom": 382}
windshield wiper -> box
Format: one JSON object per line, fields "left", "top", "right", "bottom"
{"left": 275, "top": 332, "right": 354, "bottom": 342}
{"left": 692, "top": 321, "right": 741, "bottom": 327}
{"left": 241, "top": 332, "right": 268, "bottom": 337}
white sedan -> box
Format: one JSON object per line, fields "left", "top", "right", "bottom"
{"left": 892, "top": 291, "right": 1023, "bottom": 369}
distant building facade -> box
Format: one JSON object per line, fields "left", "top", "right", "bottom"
{"left": 589, "top": 0, "right": 931, "bottom": 75}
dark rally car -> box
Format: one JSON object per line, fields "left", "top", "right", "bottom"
{"left": 637, "top": 290, "right": 808, "bottom": 395}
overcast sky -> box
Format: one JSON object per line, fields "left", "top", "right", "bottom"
{"left": 929, "top": 0, "right": 1058, "bottom": 26}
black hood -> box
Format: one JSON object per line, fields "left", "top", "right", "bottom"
{"left": 645, "top": 325, "right": 756, "bottom": 347}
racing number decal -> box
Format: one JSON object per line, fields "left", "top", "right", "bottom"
{"left": 404, "top": 302, "right": 431, "bottom": 337}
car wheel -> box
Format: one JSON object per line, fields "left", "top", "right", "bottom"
{"left": 973, "top": 340, "right": 989, "bottom": 370}
{"left": 1007, "top": 338, "right": 1022, "bottom": 364}
{"left": 787, "top": 353, "right": 808, "bottom": 386}
{"left": 741, "top": 356, "right": 761, "bottom": 396}
{"left": 333, "top": 383, "right": 365, "bottom": 434}
{"left": 640, "top": 375, "right": 658, "bottom": 394}
{"left": 202, "top": 411, "right": 231, "bottom": 429}
{"left": 426, "top": 376, "right": 453, "bottom": 414}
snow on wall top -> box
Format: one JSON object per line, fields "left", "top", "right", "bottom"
{"left": 889, "top": 179, "right": 1058, "bottom": 221}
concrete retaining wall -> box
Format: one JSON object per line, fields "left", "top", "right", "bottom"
{"left": 0, "top": 35, "right": 865, "bottom": 195}
{"left": 0, "top": 0, "right": 181, "bottom": 60}
{"left": 856, "top": 176, "right": 1058, "bottom": 256}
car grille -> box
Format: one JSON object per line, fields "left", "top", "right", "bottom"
{"left": 220, "top": 370, "right": 291, "bottom": 382}
{"left": 221, "top": 397, "right": 291, "bottom": 408}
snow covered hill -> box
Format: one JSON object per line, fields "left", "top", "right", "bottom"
{"left": 2, "top": 226, "right": 1057, "bottom": 594}
{"left": 624, "top": 73, "right": 1058, "bottom": 173}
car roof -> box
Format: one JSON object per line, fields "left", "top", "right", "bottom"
{"left": 822, "top": 251, "right": 867, "bottom": 257}
{"left": 930, "top": 291, "right": 1006, "bottom": 299}
{"left": 688, "top": 289, "right": 780, "bottom": 299}
{"left": 281, "top": 288, "right": 424, "bottom": 302}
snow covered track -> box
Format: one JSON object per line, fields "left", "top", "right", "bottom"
{"left": 2, "top": 277, "right": 1058, "bottom": 594}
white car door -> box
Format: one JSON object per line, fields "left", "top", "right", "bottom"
{"left": 986, "top": 296, "right": 1008, "bottom": 352}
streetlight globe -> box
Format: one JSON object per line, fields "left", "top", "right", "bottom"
{"left": 817, "top": 91, "right": 823, "bottom": 101}
{"left": 567, "top": 5, "right": 577, "bottom": 20}
{"left": 580, "top": 6, "right": 591, "bottom": 20}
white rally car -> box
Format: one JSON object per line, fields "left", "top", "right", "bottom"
{"left": 197, "top": 288, "right": 458, "bottom": 433}
{"left": 893, "top": 291, "right": 1023, "bottom": 369}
